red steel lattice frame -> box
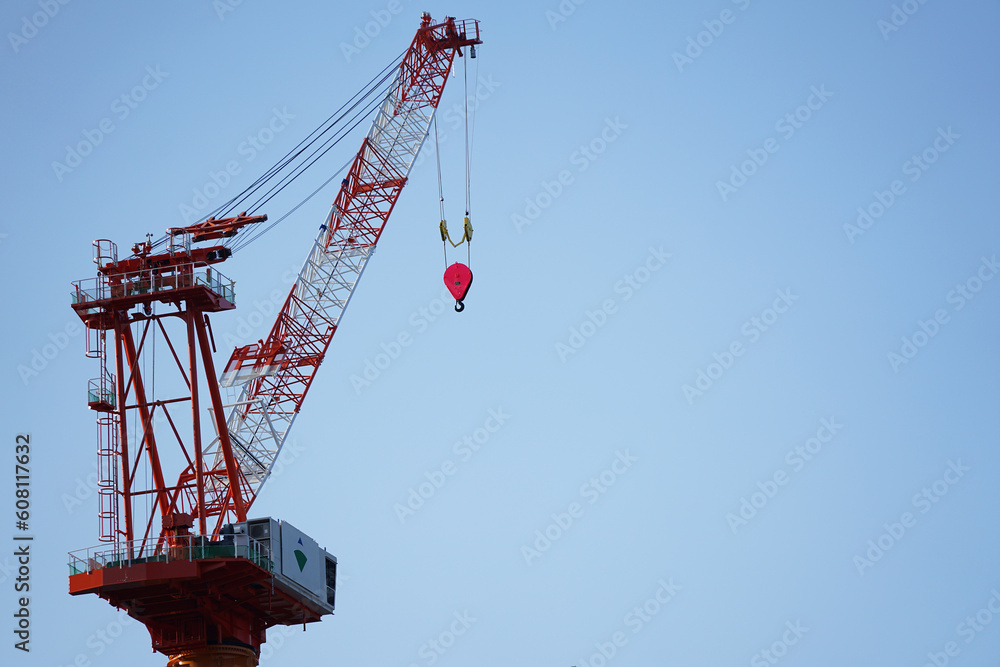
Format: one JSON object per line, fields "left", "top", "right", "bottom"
{"left": 69, "top": 15, "right": 481, "bottom": 660}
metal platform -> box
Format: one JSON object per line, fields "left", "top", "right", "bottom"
{"left": 68, "top": 520, "right": 335, "bottom": 656}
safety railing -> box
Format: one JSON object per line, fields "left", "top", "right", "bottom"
{"left": 71, "top": 263, "right": 236, "bottom": 306}
{"left": 87, "top": 376, "right": 116, "bottom": 409}
{"left": 450, "top": 18, "right": 480, "bottom": 43}
{"left": 68, "top": 533, "right": 272, "bottom": 577}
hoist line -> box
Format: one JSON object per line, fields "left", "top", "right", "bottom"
{"left": 228, "top": 156, "right": 354, "bottom": 255}
{"left": 216, "top": 51, "right": 405, "bottom": 223}
{"left": 434, "top": 115, "right": 449, "bottom": 270}
{"left": 469, "top": 50, "right": 479, "bottom": 178}
{"left": 434, "top": 116, "right": 446, "bottom": 221}
{"left": 463, "top": 52, "right": 472, "bottom": 267}
{"left": 226, "top": 79, "right": 393, "bottom": 255}
{"left": 140, "top": 51, "right": 405, "bottom": 256}
{"left": 236, "top": 81, "right": 392, "bottom": 228}
{"left": 436, "top": 51, "right": 479, "bottom": 270}
{"left": 463, "top": 50, "right": 471, "bottom": 218}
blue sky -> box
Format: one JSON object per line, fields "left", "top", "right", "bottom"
{"left": 2, "top": 1, "right": 999, "bottom": 666}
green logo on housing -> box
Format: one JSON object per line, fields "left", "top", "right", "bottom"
{"left": 293, "top": 538, "right": 307, "bottom": 572}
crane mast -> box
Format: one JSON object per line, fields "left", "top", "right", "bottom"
{"left": 67, "top": 15, "right": 482, "bottom": 666}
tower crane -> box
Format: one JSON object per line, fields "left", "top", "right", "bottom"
{"left": 67, "top": 15, "right": 482, "bottom": 667}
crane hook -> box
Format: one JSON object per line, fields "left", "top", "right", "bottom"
{"left": 444, "top": 262, "right": 473, "bottom": 313}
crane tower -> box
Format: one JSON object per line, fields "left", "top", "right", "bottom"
{"left": 67, "top": 15, "right": 482, "bottom": 667}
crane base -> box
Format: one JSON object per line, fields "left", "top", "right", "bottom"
{"left": 166, "top": 645, "right": 258, "bottom": 667}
